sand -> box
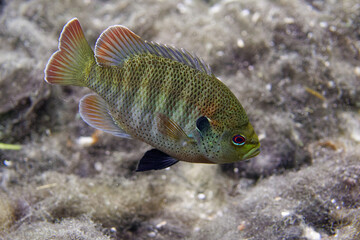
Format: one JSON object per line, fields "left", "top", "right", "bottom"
{"left": 0, "top": 0, "right": 359, "bottom": 239}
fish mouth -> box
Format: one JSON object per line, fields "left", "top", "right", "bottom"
{"left": 243, "top": 147, "right": 260, "bottom": 160}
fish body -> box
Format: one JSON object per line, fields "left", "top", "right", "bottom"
{"left": 45, "top": 18, "right": 260, "bottom": 171}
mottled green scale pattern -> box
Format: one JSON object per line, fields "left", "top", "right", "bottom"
{"left": 84, "top": 53, "right": 248, "bottom": 162}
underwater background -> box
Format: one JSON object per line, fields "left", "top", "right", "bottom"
{"left": 0, "top": 0, "right": 359, "bottom": 239}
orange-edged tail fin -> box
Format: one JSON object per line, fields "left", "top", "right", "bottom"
{"left": 44, "top": 18, "right": 94, "bottom": 86}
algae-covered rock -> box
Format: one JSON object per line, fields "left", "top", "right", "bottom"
{"left": 0, "top": 193, "right": 15, "bottom": 234}
{"left": 7, "top": 217, "right": 110, "bottom": 240}
{"left": 0, "top": 0, "right": 359, "bottom": 239}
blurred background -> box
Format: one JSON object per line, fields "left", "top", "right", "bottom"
{"left": 0, "top": 0, "right": 359, "bottom": 239}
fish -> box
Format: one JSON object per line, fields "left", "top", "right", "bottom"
{"left": 44, "top": 18, "right": 260, "bottom": 171}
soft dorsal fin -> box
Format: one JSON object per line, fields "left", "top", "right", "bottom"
{"left": 94, "top": 25, "right": 212, "bottom": 75}
{"left": 79, "top": 94, "right": 131, "bottom": 139}
{"left": 95, "top": 25, "right": 147, "bottom": 66}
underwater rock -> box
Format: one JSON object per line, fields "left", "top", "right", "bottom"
{"left": 0, "top": 0, "right": 359, "bottom": 239}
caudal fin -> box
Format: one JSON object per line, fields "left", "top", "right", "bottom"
{"left": 44, "top": 18, "right": 94, "bottom": 86}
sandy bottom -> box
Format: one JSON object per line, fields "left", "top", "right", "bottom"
{"left": 0, "top": 0, "right": 359, "bottom": 239}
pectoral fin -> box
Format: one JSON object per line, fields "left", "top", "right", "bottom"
{"left": 157, "top": 113, "right": 189, "bottom": 141}
{"left": 136, "top": 149, "right": 179, "bottom": 172}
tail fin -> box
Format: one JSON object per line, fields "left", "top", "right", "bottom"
{"left": 44, "top": 18, "right": 94, "bottom": 86}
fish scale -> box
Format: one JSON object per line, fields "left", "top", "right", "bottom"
{"left": 44, "top": 18, "right": 260, "bottom": 171}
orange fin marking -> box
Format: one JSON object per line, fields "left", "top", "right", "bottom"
{"left": 94, "top": 23, "right": 212, "bottom": 74}
{"left": 95, "top": 25, "right": 147, "bottom": 66}
{"left": 44, "top": 18, "right": 94, "bottom": 86}
{"left": 79, "top": 94, "right": 131, "bottom": 139}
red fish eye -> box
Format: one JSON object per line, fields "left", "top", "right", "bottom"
{"left": 232, "top": 135, "right": 246, "bottom": 146}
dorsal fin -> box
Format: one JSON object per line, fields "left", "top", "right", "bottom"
{"left": 144, "top": 41, "right": 212, "bottom": 75}
{"left": 94, "top": 25, "right": 212, "bottom": 75}
{"left": 95, "top": 25, "right": 147, "bottom": 66}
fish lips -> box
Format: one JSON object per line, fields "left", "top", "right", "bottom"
{"left": 242, "top": 146, "right": 260, "bottom": 160}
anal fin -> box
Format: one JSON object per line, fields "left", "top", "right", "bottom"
{"left": 79, "top": 94, "right": 131, "bottom": 139}
{"left": 136, "top": 149, "right": 179, "bottom": 172}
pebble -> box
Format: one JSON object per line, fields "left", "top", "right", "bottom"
{"left": 319, "top": 21, "right": 328, "bottom": 28}
{"left": 266, "top": 83, "right": 272, "bottom": 91}
{"left": 281, "top": 211, "right": 290, "bottom": 217}
{"left": 237, "top": 38, "right": 245, "bottom": 48}
{"left": 284, "top": 17, "right": 295, "bottom": 24}
{"left": 354, "top": 66, "right": 360, "bottom": 77}
{"left": 94, "top": 162, "right": 102, "bottom": 172}
{"left": 76, "top": 136, "right": 95, "bottom": 147}
{"left": 252, "top": 12, "right": 260, "bottom": 23}
{"left": 241, "top": 9, "right": 250, "bottom": 17}
{"left": 197, "top": 193, "right": 206, "bottom": 200}
{"left": 304, "top": 226, "right": 321, "bottom": 240}
{"left": 3, "top": 160, "right": 12, "bottom": 167}
{"left": 156, "top": 221, "right": 167, "bottom": 229}
{"left": 237, "top": 221, "right": 246, "bottom": 231}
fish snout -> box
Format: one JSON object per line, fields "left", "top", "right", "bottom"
{"left": 242, "top": 146, "right": 260, "bottom": 160}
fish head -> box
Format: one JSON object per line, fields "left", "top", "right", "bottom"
{"left": 196, "top": 117, "right": 260, "bottom": 164}
{"left": 217, "top": 122, "right": 260, "bottom": 163}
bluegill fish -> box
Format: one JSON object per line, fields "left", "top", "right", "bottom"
{"left": 44, "top": 18, "right": 260, "bottom": 171}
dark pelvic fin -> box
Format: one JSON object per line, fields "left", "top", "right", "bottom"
{"left": 136, "top": 149, "right": 179, "bottom": 172}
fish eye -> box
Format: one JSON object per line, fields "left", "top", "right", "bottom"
{"left": 232, "top": 134, "right": 246, "bottom": 146}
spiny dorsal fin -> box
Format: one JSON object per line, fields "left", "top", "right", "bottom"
{"left": 144, "top": 41, "right": 212, "bottom": 75}
{"left": 94, "top": 25, "right": 212, "bottom": 75}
